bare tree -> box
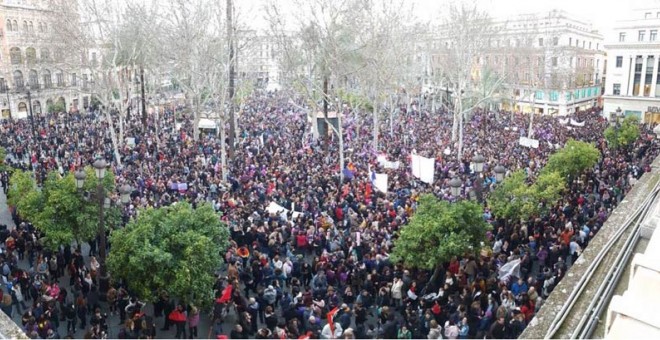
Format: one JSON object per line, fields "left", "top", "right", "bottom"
{"left": 434, "top": 2, "right": 502, "bottom": 159}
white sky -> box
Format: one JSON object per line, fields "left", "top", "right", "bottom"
{"left": 240, "top": 0, "right": 660, "bottom": 35}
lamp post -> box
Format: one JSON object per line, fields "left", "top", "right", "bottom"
{"left": 494, "top": 164, "right": 506, "bottom": 183}
{"left": 5, "top": 86, "right": 10, "bottom": 118}
{"left": 471, "top": 154, "right": 485, "bottom": 202}
{"left": 449, "top": 176, "right": 462, "bottom": 199}
{"left": 74, "top": 163, "right": 132, "bottom": 294}
{"left": 26, "top": 85, "right": 36, "bottom": 140}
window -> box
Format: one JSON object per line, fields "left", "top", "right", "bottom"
{"left": 91, "top": 52, "right": 97, "bottom": 67}
{"left": 645, "top": 56, "right": 655, "bottom": 96}
{"left": 5, "top": 20, "right": 11, "bottom": 31}
{"left": 620, "top": 32, "right": 626, "bottom": 42}
{"left": 576, "top": 39, "right": 579, "bottom": 47}
{"left": 22, "top": 21, "right": 27, "bottom": 32}
{"left": 646, "top": 12, "right": 652, "bottom": 19}
{"left": 553, "top": 36, "right": 559, "bottom": 46}
{"left": 597, "top": 43, "right": 599, "bottom": 50}
{"left": 13, "top": 70, "right": 23, "bottom": 89}
{"left": 12, "top": 20, "right": 17, "bottom": 31}
{"left": 552, "top": 57, "right": 558, "bottom": 66}
{"left": 0, "top": 78, "right": 6, "bottom": 92}
{"left": 569, "top": 37, "right": 572, "bottom": 45}
{"left": 633, "top": 55, "right": 643, "bottom": 95}
{"left": 71, "top": 73, "right": 77, "bottom": 86}
{"left": 38, "top": 22, "right": 43, "bottom": 32}
{"left": 28, "top": 21, "right": 33, "bottom": 33}
{"left": 42, "top": 70, "right": 52, "bottom": 88}
{"left": 639, "top": 30, "right": 646, "bottom": 41}
{"left": 589, "top": 42, "right": 592, "bottom": 49}
{"left": 28, "top": 70, "right": 38, "bottom": 88}
{"left": 539, "top": 38, "right": 544, "bottom": 46}
{"left": 652, "top": 30, "right": 658, "bottom": 42}
{"left": 25, "top": 47, "right": 36, "bottom": 64}
{"left": 41, "top": 48, "right": 50, "bottom": 62}
{"left": 56, "top": 72, "right": 64, "bottom": 87}
{"left": 9, "top": 47, "right": 21, "bottom": 64}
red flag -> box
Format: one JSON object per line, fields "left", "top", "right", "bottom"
{"left": 216, "top": 284, "right": 233, "bottom": 304}
{"left": 326, "top": 306, "right": 340, "bottom": 335}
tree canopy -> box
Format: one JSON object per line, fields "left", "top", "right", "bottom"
{"left": 604, "top": 116, "right": 641, "bottom": 150}
{"left": 8, "top": 168, "right": 119, "bottom": 250}
{"left": 487, "top": 170, "right": 565, "bottom": 223}
{"left": 543, "top": 139, "right": 600, "bottom": 180}
{"left": 391, "top": 194, "right": 490, "bottom": 270}
{"left": 107, "top": 202, "right": 229, "bottom": 307}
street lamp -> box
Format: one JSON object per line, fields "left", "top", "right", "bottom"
{"left": 449, "top": 176, "right": 462, "bottom": 198}
{"left": 4, "top": 86, "right": 10, "bottom": 118}
{"left": 471, "top": 154, "right": 485, "bottom": 173}
{"left": 26, "top": 85, "right": 36, "bottom": 140}
{"left": 494, "top": 164, "right": 506, "bottom": 183}
{"left": 471, "top": 154, "right": 485, "bottom": 202}
{"left": 74, "top": 160, "right": 132, "bottom": 294}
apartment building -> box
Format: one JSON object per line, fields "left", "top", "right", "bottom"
{"left": 603, "top": 8, "right": 660, "bottom": 123}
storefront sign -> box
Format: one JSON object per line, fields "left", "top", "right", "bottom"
{"left": 647, "top": 106, "right": 660, "bottom": 113}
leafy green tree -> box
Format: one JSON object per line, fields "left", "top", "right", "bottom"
{"left": 604, "top": 116, "right": 641, "bottom": 150}
{"left": 0, "top": 146, "right": 9, "bottom": 172}
{"left": 391, "top": 194, "right": 490, "bottom": 277}
{"left": 8, "top": 168, "right": 120, "bottom": 249}
{"left": 543, "top": 139, "right": 600, "bottom": 181}
{"left": 107, "top": 202, "right": 229, "bottom": 307}
{"left": 47, "top": 102, "right": 66, "bottom": 114}
{"left": 488, "top": 170, "right": 566, "bottom": 223}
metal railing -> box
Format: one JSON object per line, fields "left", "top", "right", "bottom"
{"left": 544, "top": 179, "right": 660, "bottom": 339}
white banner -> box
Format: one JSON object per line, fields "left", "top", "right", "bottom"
{"left": 498, "top": 259, "right": 521, "bottom": 282}
{"left": 374, "top": 173, "right": 388, "bottom": 193}
{"left": 419, "top": 156, "right": 435, "bottom": 184}
{"left": 377, "top": 155, "right": 400, "bottom": 169}
{"left": 570, "top": 119, "right": 585, "bottom": 127}
{"left": 519, "top": 136, "right": 539, "bottom": 148}
{"left": 411, "top": 154, "right": 422, "bottom": 179}
{"left": 266, "top": 202, "right": 302, "bottom": 221}
{"left": 559, "top": 118, "right": 569, "bottom": 125}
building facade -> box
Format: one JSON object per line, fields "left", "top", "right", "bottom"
{"left": 603, "top": 8, "right": 660, "bottom": 123}
{"left": 429, "top": 9, "right": 605, "bottom": 116}
{"left": 0, "top": 0, "right": 85, "bottom": 120}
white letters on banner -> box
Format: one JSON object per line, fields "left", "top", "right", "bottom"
{"left": 377, "top": 155, "right": 400, "bottom": 169}
{"left": 570, "top": 119, "right": 585, "bottom": 127}
{"left": 519, "top": 137, "right": 539, "bottom": 148}
{"left": 266, "top": 202, "right": 302, "bottom": 221}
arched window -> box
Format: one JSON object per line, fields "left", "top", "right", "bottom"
{"left": 25, "top": 47, "right": 36, "bottom": 64}
{"left": 13, "top": 70, "right": 24, "bottom": 89}
{"left": 23, "top": 21, "right": 27, "bottom": 32}
{"left": 42, "top": 69, "right": 51, "bottom": 88}
{"left": 9, "top": 47, "right": 21, "bottom": 64}
{"left": 17, "top": 102, "right": 27, "bottom": 112}
{"left": 28, "top": 21, "right": 33, "bottom": 33}
{"left": 38, "top": 22, "right": 43, "bottom": 32}
{"left": 6, "top": 20, "right": 11, "bottom": 31}
{"left": 33, "top": 101, "right": 41, "bottom": 114}
{"left": 56, "top": 71, "right": 64, "bottom": 87}
{"left": 41, "top": 48, "right": 50, "bottom": 62}
{"left": 12, "top": 20, "right": 17, "bottom": 31}
{"left": 28, "top": 69, "right": 38, "bottom": 88}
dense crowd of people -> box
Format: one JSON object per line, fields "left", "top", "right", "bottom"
{"left": 0, "top": 92, "right": 657, "bottom": 339}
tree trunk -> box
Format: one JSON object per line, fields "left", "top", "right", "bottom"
{"left": 192, "top": 97, "right": 200, "bottom": 142}
{"left": 311, "top": 109, "right": 319, "bottom": 140}
{"left": 227, "top": 0, "right": 236, "bottom": 153}
{"left": 372, "top": 100, "right": 378, "bottom": 151}
{"left": 423, "top": 264, "right": 445, "bottom": 295}
{"left": 220, "top": 118, "right": 227, "bottom": 182}
{"left": 104, "top": 109, "right": 122, "bottom": 166}
{"left": 458, "top": 108, "right": 464, "bottom": 161}
{"left": 323, "top": 75, "right": 329, "bottom": 149}
{"left": 339, "top": 109, "right": 345, "bottom": 185}
{"left": 528, "top": 93, "right": 536, "bottom": 138}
